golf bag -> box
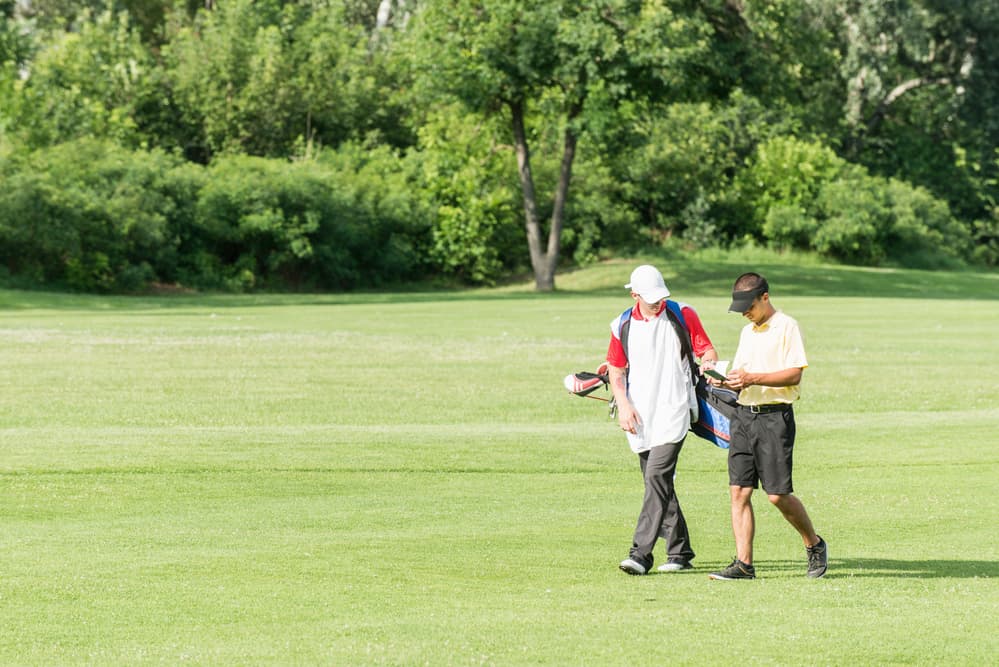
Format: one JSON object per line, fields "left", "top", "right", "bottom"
{"left": 689, "top": 376, "right": 739, "bottom": 448}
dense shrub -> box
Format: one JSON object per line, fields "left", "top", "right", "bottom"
{"left": 745, "top": 136, "right": 971, "bottom": 268}
{"left": 0, "top": 138, "right": 431, "bottom": 292}
{"left": 0, "top": 138, "right": 203, "bottom": 291}
{"left": 618, "top": 94, "right": 786, "bottom": 246}
{"left": 972, "top": 215, "right": 999, "bottom": 267}
{"left": 417, "top": 108, "right": 522, "bottom": 284}
{"left": 197, "top": 146, "right": 430, "bottom": 290}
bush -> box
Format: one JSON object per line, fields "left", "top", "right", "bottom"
{"left": 744, "top": 135, "right": 971, "bottom": 267}
{"left": 198, "top": 146, "right": 430, "bottom": 290}
{"left": 0, "top": 138, "right": 430, "bottom": 292}
{"left": 812, "top": 178, "right": 886, "bottom": 264}
{"left": 881, "top": 178, "right": 971, "bottom": 268}
{"left": 0, "top": 138, "right": 204, "bottom": 291}
{"left": 417, "top": 107, "right": 521, "bottom": 284}
{"left": 762, "top": 204, "right": 817, "bottom": 250}
{"left": 971, "top": 215, "right": 999, "bottom": 267}
{"left": 618, "top": 94, "right": 784, "bottom": 245}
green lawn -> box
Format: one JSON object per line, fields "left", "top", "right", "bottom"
{"left": 1, "top": 257, "right": 997, "bottom": 665}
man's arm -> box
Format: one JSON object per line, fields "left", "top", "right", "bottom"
{"left": 679, "top": 305, "right": 718, "bottom": 365}
{"left": 725, "top": 367, "right": 803, "bottom": 391}
{"left": 699, "top": 346, "right": 718, "bottom": 368}
{"left": 607, "top": 364, "right": 640, "bottom": 434}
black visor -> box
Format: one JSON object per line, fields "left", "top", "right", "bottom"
{"left": 728, "top": 282, "right": 768, "bottom": 312}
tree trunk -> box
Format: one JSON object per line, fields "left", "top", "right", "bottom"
{"left": 509, "top": 100, "right": 579, "bottom": 292}
{"left": 376, "top": 0, "right": 393, "bottom": 29}
{"left": 509, "top": 100, "right": 549, "bottom": 290}
{"left": 545, "top": 124, "right": 577, "bottom": 287}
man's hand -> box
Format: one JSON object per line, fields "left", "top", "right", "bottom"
{"left": 606, "top": 363, "right": 640, "bottom": 434}
{"left": 725, "top": 368, "right": 750, "bottom": 391}
{"left": 617, "top": 401, "right": 641, "bottom": 434}
{"left": 726, "top": 367, "right": 802, "bottom": 391}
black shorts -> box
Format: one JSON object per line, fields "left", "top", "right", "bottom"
{"left": 727, "top": 405, "right": 796, "bottom": 495}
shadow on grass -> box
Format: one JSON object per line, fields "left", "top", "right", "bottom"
{"left": 2, "top": 257, "right": 997, "bottom": 310}
{"left": 751, "top": 558, "right": 998, "bottom": 579}
{"left": 556, "top": 260, "right": 999, "bottom": 301}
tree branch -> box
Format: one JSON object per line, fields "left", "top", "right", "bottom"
{"left": 866, "top": 75, "right": 952, "bottom": 134}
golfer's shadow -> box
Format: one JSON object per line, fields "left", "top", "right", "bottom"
{"left": 759, "top": 558, "right": 998, "bottom": 579}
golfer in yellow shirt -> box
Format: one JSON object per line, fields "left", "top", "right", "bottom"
{"left": 708, "top": 272, "right": 828, "bottom": 580}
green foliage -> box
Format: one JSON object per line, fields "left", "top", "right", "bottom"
{"left": 972, "top": 215, "right": 999, "bottom": 266}
{"left": 163, "top": 0, "right": 288, "bottom": 158}
{"left": 562, "top": 152, "right": 639, "bottom": 263}
{"left": 316, "top": 141, "right": 433, "bottom": 282}
{"left": 0, "top": 0, "right": 996, "bottom": 291}
{"left": 617, "top": 94, "right": 784, "bottom": 246}
{"left": 746, "top": 136, "right": 850, "bottom": 227}
{"left": 966, "top": 149, "right": 999, "bottom": 267}
{"left": 0, "top": 137, "right": 431, "bottom": 292}
{"left": 416, "top": 107, "right": 520, "bottom": 284}
{"left": 823, "top": 0, "right": 999, "bottom": 231}
{"left": 197, "top": 147, "right": 430, "bottom": 291}
{"left": 6, "top": 8, "right": 159, "bottom": 149}
{"left": 162, "top": 0, "right": 414, "bottom": 161}
{"left": 811, "top": 178, "right": 886, "bottom": 264}
{"left": 0, "top": 138, "right": 202, "bottom": 291}
{"left": 0, "top": 0, "right": 32, "bottom": 68}
{"left": 879, "top": 177, "right": 972, "bottom": 267}
{"left": 746, "top": 136, "right": 972, "bottom": 268}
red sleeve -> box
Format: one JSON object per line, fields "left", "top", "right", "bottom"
{"left": 606, "top": 334, "right": 627, "bottom": 368}
{"left": 680, "top": 305, "right": 714, "bottom": 358}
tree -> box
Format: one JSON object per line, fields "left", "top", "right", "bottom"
{"left": 411, "top": 0, "right": 717, "bottom": 291}
{"left": 161, "top": 0, "right": 415, "bottom": 161}
{"left": 5, "top": 7, "right": 160, "bottom": 150}
{"left": 815, "top": 0, "right": 999, "bottom": 225}
{"left": 1, "top": 0, "right": 31, "bottom": 67}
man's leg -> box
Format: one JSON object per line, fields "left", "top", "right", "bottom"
{"left": 768, "top": 493, "right": 818, "bottom": 547}
{"left": 731, "top": 485, "right": 755, "bottom": 564}
{"left": 660, "top": 444, "right": 694, "bottom": 562}
{"left": 630, "top": 442, "right": 684, "bottom": 564}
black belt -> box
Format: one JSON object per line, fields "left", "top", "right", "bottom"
{"left": 738, "top": 403, "right": 792, "bottom": 414}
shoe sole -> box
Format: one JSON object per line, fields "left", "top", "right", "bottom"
{"left": 657, "top": 564, "right": 693, "bottom": 572}
{"left": 708, "top": 573, "right": 755, "bottom": 580}
{"left": 619, "top": 559, "right": 648, "bottom": 575}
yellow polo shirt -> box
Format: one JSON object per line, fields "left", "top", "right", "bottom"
{"left": 732, "top": 310, "right": 808, "bottom": 406}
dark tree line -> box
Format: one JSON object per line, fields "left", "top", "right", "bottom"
{"left": 1, "top": 0, "right": 996, "bottom": 292}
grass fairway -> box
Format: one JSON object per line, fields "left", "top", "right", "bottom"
{"left": 1, "top": 256, "right": 997, "bottom": 665}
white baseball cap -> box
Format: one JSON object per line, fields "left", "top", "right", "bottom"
{"left": 625, "top": 265, "right": 670, "bottom": 303}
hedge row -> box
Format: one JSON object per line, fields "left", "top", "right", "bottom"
{"left": 0, "top": 139, "right": 432, "bottom": 292}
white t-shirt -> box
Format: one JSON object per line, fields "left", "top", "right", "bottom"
{"left": 609, "top": 311, "right": 694, "bottom": 453}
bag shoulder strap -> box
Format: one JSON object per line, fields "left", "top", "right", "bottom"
{"left": 663, "top": 302, "right": 696, "bottom": 382}
{"left": 618, "top": 308, "right": 632, "bottom": 361}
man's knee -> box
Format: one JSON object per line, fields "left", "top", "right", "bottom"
{"left": 730, "top": 485, "right": 753, "bottom": 505}
{"left": 769, "top": 493, "right": 802, "bottom": 514}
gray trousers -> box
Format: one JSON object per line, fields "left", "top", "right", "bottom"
{"left": 629, "top": 439, "right": 694, "bottom": 564}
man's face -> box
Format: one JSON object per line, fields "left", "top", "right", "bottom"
{"left": 641, "top": 296, "right": 665, "bottom": 308}
{"left": 635, "top": 294, "right": 665, "bottom": 316}
{"left": 741, "top": 293, "right": 770, "bottom": 324}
